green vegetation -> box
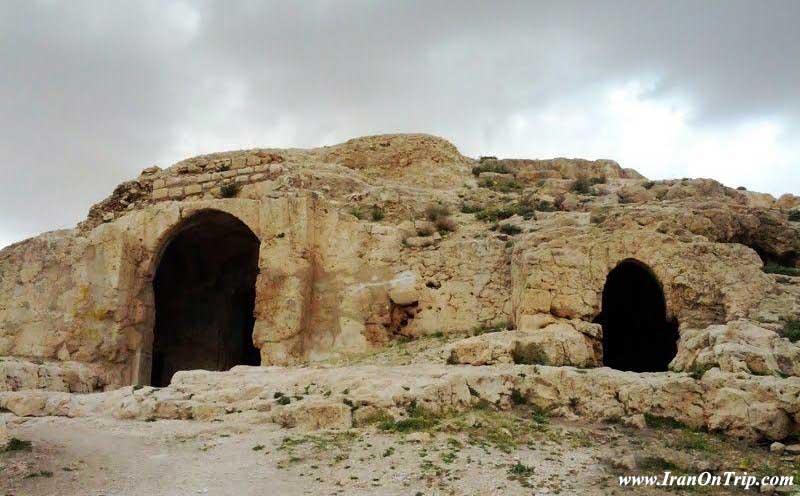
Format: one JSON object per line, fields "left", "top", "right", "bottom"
{"left": 637, "top": 456, "right": 678, "bottom": 472}
{"left": 479, "top": 177, "right": 523, "bottom": 192}
{"left": 370, "top": 206, "right": 385, "bottom": 221}
{"left": 425, "top": 204, "right": 451, "bottom": 222}
{"left": 673, "top": 430, "right": 713, "bottom": 453}
{"left": 471, "top": 161, "right": 509, "bottom": 176}
{"left": 763, "top": 261, "right": 800, "bottom": 277}
{"left": 3, "top": 438, "right": 32, "bottom": 452}
{"left": 570, "top": 177, "right": 592, "bottom": 194}
{"left": 460, "top": 202, "right": 483, "bottom": 214}
{"left": 643, "top": 413, "right": 688, "bottom": 430}
{"left": 434, "top": 217, "right": 457, "bottom": 233}
{"left": 219, "top": 183, "right": 241, "bottom": 198}
{"left": 475, "top": 201, "right": 536, "bottom": 222}
{"left": 377, "top": 404, "right": 440, "bottom": 433}
{"left": 783, "top": 319, "right": 800, "bottom": 343}
{"left": 789, "top": 209, "right": 800, "bottom": 222}
{"left": 472, "top": 321, "right": 512, "bottom": 335}
{"left": 424, "top": 204, "right": 457, "bottom": 234}
{"left": 498, "top": 224, "right": 523, "bottom": 236}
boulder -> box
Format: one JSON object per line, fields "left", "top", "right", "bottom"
{"left": 444, "top": 319, "right": 601, "bottom": 367}
{"left": 671, "top": 320, "right": 800, "bottom": 377}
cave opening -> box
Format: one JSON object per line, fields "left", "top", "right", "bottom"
{"left": 595, "top": 259, "right": 679, "bottom": 372}
{"left": 151, "top": 210, "right": 261, "bottom": 387}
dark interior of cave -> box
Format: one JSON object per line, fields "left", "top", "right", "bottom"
{"left": 151, "top": 210, "right": 261, "bottom": 387}
{"left": 595, "top": 259, "right": 679, "bottom": 372}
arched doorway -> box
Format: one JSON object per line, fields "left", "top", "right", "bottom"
{"left": 595, "top": 259, "right": 679, "bottom": 372}
{"left": 150, "top": 210, "right": 261, "bottom": 387}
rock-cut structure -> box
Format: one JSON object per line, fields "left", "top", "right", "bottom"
{"left": 2, "top": 133, "right": 800, "bottom": 441}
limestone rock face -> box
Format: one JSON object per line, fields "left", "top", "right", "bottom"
{"left": 2, "top": 364, "right": 800, "bottom": 441}
{"left": 0, "top": 132, "right": 797, "bottom": 404}
{"left": 671, "top": 320, "right": 800, "bottom": 377}
{"left": 511, "top": 225, "right": 772, "bottom": 328}
{"left": 444, "top": 319, "right": 601, "bottom": 367}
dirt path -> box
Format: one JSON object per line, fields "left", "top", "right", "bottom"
{"left": 2, "top": 414, "right": 606, "bottom": 496}
{"left": 4, "top": 409, "right": 794, "bottom": 496}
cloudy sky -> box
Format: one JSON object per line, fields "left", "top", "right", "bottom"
{"left": 1, "top": 1, "right": 799, "bottom": 248}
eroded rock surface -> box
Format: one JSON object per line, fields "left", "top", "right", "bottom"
{"left": 1, "top": 133, "right": 798, "bottom": 444}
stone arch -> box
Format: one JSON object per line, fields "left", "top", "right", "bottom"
{"left": 146, "top": 209, "right": 261, "bottom": 386}
{"left": 595, "top": 258, "right": 679, "bottom": 372}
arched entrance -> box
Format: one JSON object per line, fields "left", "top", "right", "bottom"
{"left": 595, "top": 259, "right": 679, "bottom": 372}
{"left": 150, "top": 210, "right": 261, "bottom": 387}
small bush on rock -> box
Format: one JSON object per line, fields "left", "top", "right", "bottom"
{"left": 471, "top": 161, "right": 509, "bottom": 176}
{"left": 370, "top": 206, "right": 385, "bottom": 221}
{"left": 460, "top": 202, "right": 483, "bottom": 214}
{"left": 783, "top": 319, "right": 800, "bottom": 342}
{"left": 219, "top": 183, "right": 241, "bottom": 198}
{"left": 425, "top": 204, "right": 451, "bottom": 222}
{"left": 789, "top": 209, "right": 800, "bottom": 222}
{"left": 570, "top": 177, "right": 592, "bottom": 194}
{"left": 435, "top": 217, "right": 457, "bottom": 233}
{"left": 498, "top": 224, "right": 523, "bottom": 236}
{"left": 763, "top": 262, "right": 800, "bottom": 277}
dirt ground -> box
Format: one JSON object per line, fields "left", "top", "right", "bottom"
{"left": 3, "top": 406, "right": 800, "bottom": 496}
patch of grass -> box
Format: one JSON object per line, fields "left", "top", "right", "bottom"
{"left": 475, "top": 201, "right": 536, "bottom": 222}
{"left": 277, "top": 396, "right": 291, "bottom": 405}
{"left": 350, "top": 207, "right": 365, "bottom": 220}
{"left": 219, "top": 182, "right": 241, "bottom": 198}
{"left": 570, "top": 177, "right": 592, "bottom": 194}
{"left": 460, "top": 202, "right": 483, "bottom": 214}
{"left": 416, "top": 223, "right": 435, "bottom": 236}
{"left": 378, "top": 402, "right": 441, "bottom": 433}
{"left": 472, "top": 161, "right": 509, "bottom": 176}
{"left": 673, "top": 430, "right": 713, "bottom": 452}
{"left": 688, "top": 364, "right": 714, "bottom": 380}
{"left": 637, "top": 456, "right": 678, "bottom": 472}
{"left": 382, "top": 447, "right": 395, "bottom": 457}
{"left": 507, "top": 461, "right": 535, "bottom": 487}
{"left": 252, "top": 444, "right": 265, "bottom": 451}
{"left": 510, "top": 389, "right": 526, "bottom": 405}
{"left": 498, "top": 224, "right": 523, "bottom": 236}
{"left": 782, "top": 319, "right": 800, "bottom": 343}
{"left": 358, "top": 410, "right": 395, "bottom": 427}
{"left": 764, "top": 261, "right": 800, "bottom": 277}
{"left": 3, "top": 438, "right": 32, "bottom": 452}
{"left": 435, "top": 217, "right": 457, "bottom": 233}
{"left": 472, "top": 321, "right": 511, "bottom": 335}
{"left": 425, "top": 204, "right": 451, "bottom": 222}
{"left": 479, "top": 177, "right": 523, "bottom": 192}
{"left": 24, "top": 470, "right": 53, "bottom": 479}
{"left": 643, "top": 413, "right": 687, "bottom": 430}
{"left": 379, "top": 416, "right": 437, "bottom": 433}
{"left": 279, "top": 431, "right": 358, "bottom": 453}
{"left": 534, "top": 200, "right": 556, "bottom": 212}
{"left": 513, "top": 345, "right": 549, "bottom": 365}
{"left": 370, "top": 206, "right": 385, "bottom": 221}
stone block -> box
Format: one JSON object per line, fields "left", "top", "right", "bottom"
{"left": 152, "top": 188, "right": 168, "bottom": 200}
{"left": 185, "top": 184, "right": 202, "bottom": 195}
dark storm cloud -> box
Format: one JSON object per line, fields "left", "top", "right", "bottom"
{"left": 1, "top": 0, "right": 798, "bottom": 247}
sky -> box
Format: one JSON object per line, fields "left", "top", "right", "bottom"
{"left": 1, "top": 0, "right": 799, "bottom": 249}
